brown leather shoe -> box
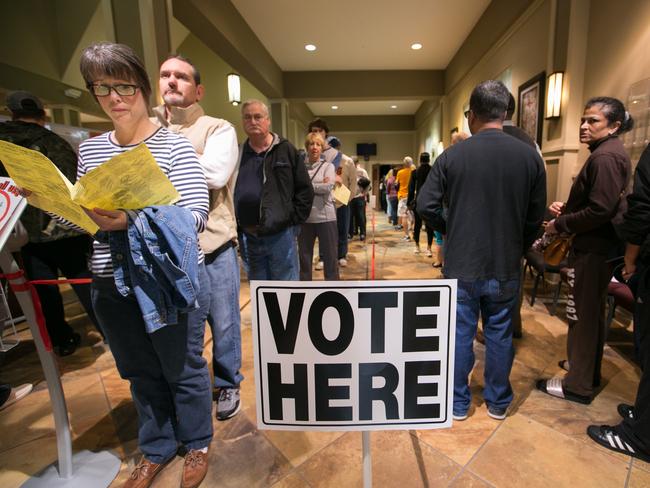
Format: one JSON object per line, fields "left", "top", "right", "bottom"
{"left": 181, "top": 449, "right": 209, "bottom": 488}
{"left": 122, "top": 458, "right": 169, "bottom": 488}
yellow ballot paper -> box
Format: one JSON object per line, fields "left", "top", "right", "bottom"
{"left": 72, "top": 143, "right": 180, "bottom": 210}
{"left": 332, "top": 183, "right": 351, "bottom": 206}
{"left": 0, "top": 140, "right": 99, "bottom": 234}
{"left": 0, "top": 141, "right": 181, "bottom": 235}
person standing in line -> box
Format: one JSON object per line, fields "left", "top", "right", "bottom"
{"left": 537, "top": 97, "right": 633, "bottom": 404}
{"left": 418, "top": 80, "right": 546, "bottom": 421}
{"left": 234, "top": 100, "right": 313, "bottom": 280}
{"left": 586, "top": 142, "right": 650, "bottom": 462}
{"left": 74, "top": 42, "right": 212, "bottom": 488}
{"left": 298, "top": 133, "right": 339, "bottom": 280}
{"left": 152, "top": 54, "right": 243, "bottom": 421}
{"left": 348, "top": 157, "right": 370, "bottom": 241}
{"left": 396, "top": 156, "right": 413, "bottom": 241}
{"left": 0, "top": 91, "right": 103, "bottom": 356}
{"left": 409, "top": 152, "right": 435, "bottom": 256}
{"left": 326, "top": 136, "right": 356, "bottom": 267}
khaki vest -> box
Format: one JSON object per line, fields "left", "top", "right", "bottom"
{"left": 151, "top": 104, "right": 238, "bottom": 254}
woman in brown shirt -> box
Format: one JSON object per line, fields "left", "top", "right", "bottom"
{"left": 537, "top": 97, "right": 633, "bottom": 403}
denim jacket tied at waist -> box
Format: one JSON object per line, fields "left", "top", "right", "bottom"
{"left": 109, "top": 206, "right": 201, "bottom": 333}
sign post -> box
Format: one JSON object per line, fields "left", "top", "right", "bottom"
{"left": 251, "top": 279, "right": 457, "bottom": 485}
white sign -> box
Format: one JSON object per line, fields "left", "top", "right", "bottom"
{"left": 252, "top": 280, "right": 456, "bottom": 431}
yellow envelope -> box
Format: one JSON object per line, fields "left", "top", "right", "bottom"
{"left": 332, "top": 183, "right": 351, "bottom": 206}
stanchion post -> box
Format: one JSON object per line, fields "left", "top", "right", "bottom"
{"left": 362, "top": 431, "right": 372, "bottom": 488}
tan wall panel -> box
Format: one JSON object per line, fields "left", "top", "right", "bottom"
{"left": 176, "top": 34, "right": 269, "bottom": 142}
{"left": 443, "top": 1, "right": 550, "bottom": 146}
{"left": 336, "top": 132, "right": 416, "bottom": 165}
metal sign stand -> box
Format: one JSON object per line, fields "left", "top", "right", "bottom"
{"left": 362, "top": 431, "right": 372, "bottom": 488}
{"left": 0, "top": 199, "right": 120, "bottom": 487}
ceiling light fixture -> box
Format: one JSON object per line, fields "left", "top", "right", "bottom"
{"left": 305, "top": 44, "right": 317, "bottom": 52}
{"left": 331, "top": 105, "right": 339, "bottom": 110}
{"left": 411, "top": 43, "right": 423, "bottom": 50}
{"left": 227, "top": 73, "right": 241, "bottom": 106}
{"left": 390, "top": 105, "right": 397, "bottom": 109}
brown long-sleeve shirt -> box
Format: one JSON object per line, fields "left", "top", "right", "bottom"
{"left": 555, "top": 136, "right": 631, "bottom": 254}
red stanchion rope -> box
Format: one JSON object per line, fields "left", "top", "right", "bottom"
{"left": 0, "top": 270, "right": 92, "bottom": 352}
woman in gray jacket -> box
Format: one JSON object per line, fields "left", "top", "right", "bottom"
{"left": 298, "top": 132, "right": 339, "bottom": 280}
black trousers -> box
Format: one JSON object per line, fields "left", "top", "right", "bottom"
{"left": 21, "top": 235, "right": 102, "bottom": 345}
{"left": 349, "top": 197, "right": 366, "bottom": 238}
{"left": 413, "top": 211, "right": 433, "bottom": 247}
{"left": 562, "top": 250, "right": 612, "bottom": 396}
{"left": 620, "top": 265, "right": 650, "bottom": 452}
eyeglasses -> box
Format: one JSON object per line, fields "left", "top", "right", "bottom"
{"left": 464, "top": 110, "right": 471, "bottom": 119}
{"left": 243, "top": 113, "right": 267, "bottom": 122}
{"left": 89, "top": 84, "right": 138, "bottom": 97}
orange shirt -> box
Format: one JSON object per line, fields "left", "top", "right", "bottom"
{"left": 396, "top": 168, "right": 412, "bottom": 200}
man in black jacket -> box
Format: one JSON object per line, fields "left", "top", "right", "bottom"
{"left": 417, "top": 80, "right": 546, "bottom": 421}
{"left": 234, "top": 99, "right": 313, "bottom": 280}
{"left": 587, "top": 143, "right": 650, "bottom": 462}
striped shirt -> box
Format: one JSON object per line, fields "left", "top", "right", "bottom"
{"left": 77, "top": 127, "right": 209, "bottom": 278}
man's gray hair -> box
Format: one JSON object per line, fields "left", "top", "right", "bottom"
{"left": 241, "top": 99, "right": 269, "bottom": 117}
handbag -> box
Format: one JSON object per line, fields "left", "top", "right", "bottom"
{"left": 542, "top": 234, "right": 574, "bottom": 266}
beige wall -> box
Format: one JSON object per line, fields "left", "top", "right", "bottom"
{"left": 415, "top": 103, "right": 443, "bottom": 160}
{"left": 336, "top": 131, "right": 416, "bottom": 167}
{"left": 175, "top": 34, "right": 268, "bottom": 142}
{"left": 581, "top": 0, "right": 650, "bottom": 166}
{"left": 443, "top": 0, "right": 550, "bottom": 146}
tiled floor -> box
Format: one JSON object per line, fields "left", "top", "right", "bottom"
{"left": 0, "top": 212, "right": 645, "bottom": 487}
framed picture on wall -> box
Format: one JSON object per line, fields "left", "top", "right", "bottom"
{"left": 517, "top": 71, "right": 545, "bottom": 147}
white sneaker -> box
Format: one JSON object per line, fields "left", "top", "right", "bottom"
{"left": 0, "top": 383, "right": 33, "bottom": 411}
{"left": 413, "top": 247, "right": 421, "bottom": 254}
{"left": 426, "top": 249, "right": 433, "bottom": 257}
{"left": 339, "top": 258, "right": 348, "bottom": 267}
{"left": 315, "top": 261, "right": 324, "bottom": 270}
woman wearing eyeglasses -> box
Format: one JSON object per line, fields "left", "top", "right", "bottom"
{"left": 77, "top": 43, "right": 212, "bottom": 487}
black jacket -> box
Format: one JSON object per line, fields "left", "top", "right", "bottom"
{"left": 236, "top": 134, "right": 313, "bottom": 235}
{"left": 407, "top": 164, "right": 430, "bottom": 210}
{"left": 0, "top": 120, "right": 81, "bottom": 242}
{"left": 621, "top": 144, "right": 650, "bottom": 262}
{"left": 416, "top": 129, "right": 546, "bottom": 281}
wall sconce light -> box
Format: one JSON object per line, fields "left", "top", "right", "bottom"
{"left": 436, "top": 141, "right": 444, "bottom": 156}
{"left": 545, "top": 71, "right": 564, "bottom": 119}
{"left": 227, "top": 73, "right": 241, "bottom": 106}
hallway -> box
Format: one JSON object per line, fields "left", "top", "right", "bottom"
{"left": 0, "top": 210, "right": 648, "bottom": 487}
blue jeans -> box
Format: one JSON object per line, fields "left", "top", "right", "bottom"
{"left": 240, "top": 227, "right": 299, "bottom": 280}
{"left": 205, "top": 246, "right": 243, "bottom": 388}
{"left": 388, "top": 197, "right": 398, "bottom": 225}
{"left": 454, "top": 278, "right": 519, "bottom": 415}
{"left": 91, "top": 265, "right": 213, "bottom": 463}
{"left": 336, "top": 205, "right": 350, "bottom": 259}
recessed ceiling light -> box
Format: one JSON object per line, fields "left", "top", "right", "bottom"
{"left": 390, "top": 105, "right": 398, "bottom": 109}
{"left": 305, "top": 44, "right": 317, "bottom": 52}
{"left": 411, "top": 43, "right": 423, "bottom": 50}
{"left": 331, "top": 105, "right": 339, "bottom": 110}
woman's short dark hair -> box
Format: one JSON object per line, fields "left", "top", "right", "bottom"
{"left": 585, "top": 96, "right": 634, "bottom": 134}
{"left": 469, "top": 80, "right": 509, "bottom": 121}
{"left": 80, "top": 42, "right": 152, "bottom": 103}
